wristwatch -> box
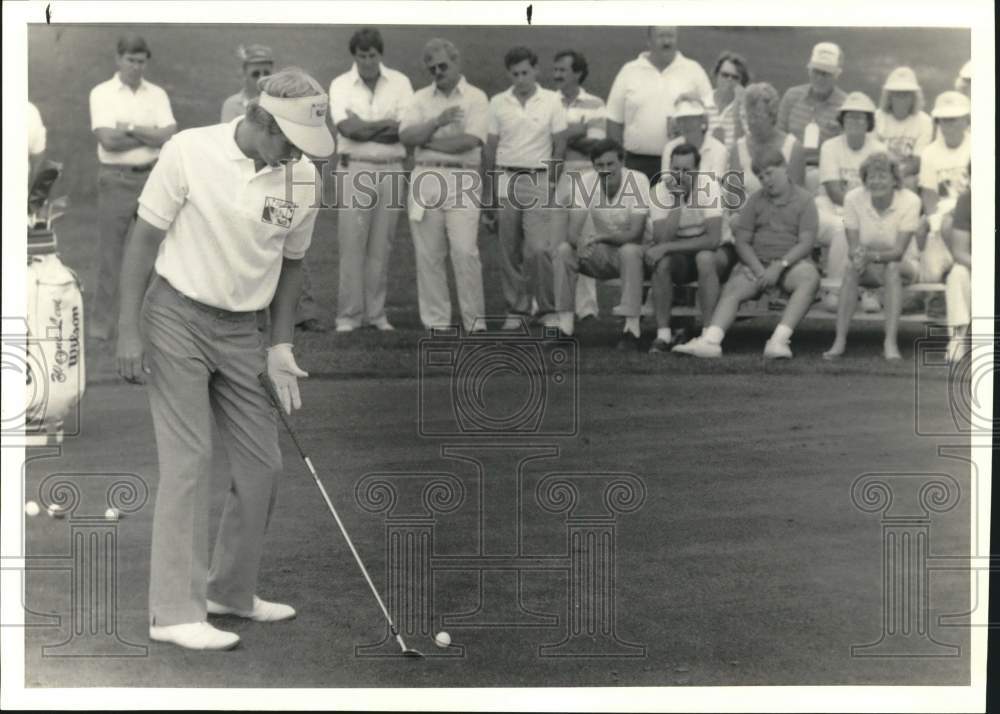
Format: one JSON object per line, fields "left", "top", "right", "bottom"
{"left": 780, "top": 258, "right": 791, "bottom": 269}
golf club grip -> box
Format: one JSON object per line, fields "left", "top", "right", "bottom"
{"left": 257, "top": 372, "right": 308, "bottom": 458}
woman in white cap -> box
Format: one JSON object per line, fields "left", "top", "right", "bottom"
{"left": 116, "top": 67, "right": 334, "bottom": 651}
{"left": 815, "top": 91, "right": 885, "bottom": 310}
{"left": 874, "top": 66, "right": 933, "bottom": 192}
{"left": 822, "top": 153, "right": 920, "bottom": 361}
{"left": 919, "top": 91, "right": 970, "bottom": 218}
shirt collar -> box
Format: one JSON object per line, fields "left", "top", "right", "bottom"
{"left": 768, "top": 184, "right": 797, "bottom": 206}
{"left": 351, "top": 62, "right": 385, "bottom": 86}
{"left": 505, "top": 84, "right": 540, "bottom": 103}
{"left": 433, "top": 75, "right": 468, "bottom": 98}
{"left": 638, "top": 50, "right": 683, "bottom": 71}
{"left": 562, "top": 86, "right": 594, "bottom": 106}
{"left": 115, "top": 73, "right": 147, "bottom": 93}
{"left": 224, "top": 118, "right": 249, "bottom": 160}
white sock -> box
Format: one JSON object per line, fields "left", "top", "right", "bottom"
{"left": 623, "top": 317, "right": 640, "bottom": 338}
{"left": 704, "top": 325, "right": 724, "bottom": 344}
{"left": 771, "top": 323, "right": 793, "bottom": 344}
{"left": 559, "top": 311, "right": 575, "bottom": 336}
{"left": 656, "top": 327, "right": 672, "bottom": 342}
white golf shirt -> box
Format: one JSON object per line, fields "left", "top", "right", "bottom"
{"left": 137, "top": 118, "right": 320, "bottom": 311}
{"left": 874, "top": 110, "right": 934, "bottom": 163}
{"left": 329, "top": 63, "right": 413, "bottom": 161}
{"left": 400, "top": 76, "right": 490, "bottom": 167}
{"left": 842, "top": 186, "right": 921, "bottom": 249}
{"left": 488, "top": 86, "right": 567, "bottom": 168}
{"left": 918, "top": 134, "right": 970, "bottom": 202}
{"left": 89, "top": 74, "right": 175, "bottom": 166}
{"left": 606, "top": 51, "right": 714, "bottom": 156}
{"left": 819, "top": 133, "right": 886, "bottom": 193}
{"left": 571, "top": 168, "right": 651, "bottom": 246}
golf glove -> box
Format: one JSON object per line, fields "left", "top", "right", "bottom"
{"left": 267, "top": 343, "right": 308, "bottom": 414}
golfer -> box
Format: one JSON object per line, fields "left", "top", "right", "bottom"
{"left": 116, "top": 68, "right": 334, "bottom": 651}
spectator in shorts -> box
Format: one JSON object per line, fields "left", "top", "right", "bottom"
{"left": 822, "top": 153, "right": 920, "bottom": 361}
{"left": 673, "top": 147, "right": 819, "bottom": 359}
{"left": 815, "top": 91, "right": 885, "bottom": 308}
{"left": 941, "top": 182, "right": 971, "bottom": 363}
{"left": 777, "top": 42, "right": 847, "bottom": 179}
{"left": 874, "top": 67, "right": 933, "bottom": 192}
{"left": 708, "top": 51, "right": 750, "bottom": 150}
{"left": 552, "top": 48, "right": 606, "bottom": 320}
{"left": 552, "top": 138, "right": 650, "bottom": 349}
{"left": 646, "top": 142, "right": 735, "bottom": 353}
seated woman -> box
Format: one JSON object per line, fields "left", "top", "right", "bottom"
{"left": 728, "top": 82, "right": 806, "bottom": 194}
{"left": 874, "top": 66, "right": 933, "bottom": 192}
{"left": 823, "top": 153, "right": 920, "bottom": 361}
{"left": 708, "top": 50, "right": 750, "bottom": 151}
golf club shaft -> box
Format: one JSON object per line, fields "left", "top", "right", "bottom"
{"left": 257, "top": 373, "right": 407, "bottom": 648}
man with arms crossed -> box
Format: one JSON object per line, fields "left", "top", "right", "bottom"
{"left": 552, "top": 138, "right": 650, "bottom": 350}
{"left": 399, "top": 38, "right": 489, "bottom": 333}
{"left": 483, "top": 46, "right": 567, "bottom": 331}
{"left": 674, "top": 148, "right": 820, "bottom": 359}
{"left": 89, "top": 33, "right": 177, "bottom": 340}
{"left": 329, "top": 28, "right": 414, "bottom": 333}
{"left": 116, "top": 68, "right": 334, "bottom": 651}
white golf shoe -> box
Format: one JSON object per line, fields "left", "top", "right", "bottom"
{"left": 763, "top": 339, "right": 793, "bottom": 359}
{"left": 149, "top": 621, "right": 240, "bottom": 651}
{"left": 672, "top": 336, "right": 722, "bottom": 358}
{"left": 207, "top": 595, "right": 296, "bottom": 622}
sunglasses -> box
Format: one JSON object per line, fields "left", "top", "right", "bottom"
{"left": 718, "top": 71, "right": 741, "bottom": 80}
{"left": 427, "top": 62, "right": 450, "bottom": 75}
{"left": 250, "top": 69, "right": 272, "bottom": 79}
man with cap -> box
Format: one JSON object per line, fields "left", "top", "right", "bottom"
{"left": 659, "top": 96, "right": 728, "bottom": 181}
{"left": 329, "top": 27, "right": 414, "bottom": 333}
{"left": 815, "top": 91, "right": 885, "bottom": 309}
{"left": 776, "top": 42, "right": 847, "bottom": 185}
{"left": 399, "top": 38, "right": 489, "bottom": 333}
{"left": 89, "top": 33, "right": 177, "bottom": 341}
{"left": 874, "top": 66, "right": 933, "bottom": 191}
{"left": 606, "top": 27, "right": 714, "bottom": 184}
{"left": 552, "top": 48, "right": 606, "bottom": 321}
{"left": 222, "top": 44, "right": 324, "bottom": 332}
{"left": 115, "top": 67, "right": 334, "bottom": 651}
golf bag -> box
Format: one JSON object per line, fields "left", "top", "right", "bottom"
{"left": 25, "top": 161, "right": 86, "bottom": 441}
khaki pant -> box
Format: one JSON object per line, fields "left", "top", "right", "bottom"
{"left": 553, "top": 241, "right": 644, "bottom": 317}
{"left": 497, "top": 172, "right": 555, "bottom": 317}
{"left": 554, "top": 165, "right": 598, "bottom": 318}
{"left": 93, "top": 165, "right": 149, "bottom": 339}
{"left": 143, "top": 277, "right": 282, "bottom": 626}
{"left": 336, "top": 160, "right": 404, "bottom": 328}
{"left": 409, "top": 166, "right": 484, "bottom": 331}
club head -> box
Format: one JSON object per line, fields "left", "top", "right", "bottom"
{"left": 402, "top": 648, "right": 424, "bottom": 658}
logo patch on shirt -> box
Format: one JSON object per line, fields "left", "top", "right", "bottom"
{"left": 262, "top": 197, "right": 296, "bottom": 227}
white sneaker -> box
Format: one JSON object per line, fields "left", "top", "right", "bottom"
{"left": 149, "top": 621, "right": 240, "bottom": 651}
{"left": 207, "top": 595, "right": 296, "bottom": 622}
{"left": 541, "top": 313, "right": 561, "bottom": 329}
{"left": 371, "top": 318, "right": 395, "bottom": 332}
{"left": 946, "top": 337, "right": 967, "bottom": 364}
{"left": 672, "top": 336, "right": 722, "bottom": 358}
{"left": 501, "top": 316, "right": 524, "bottom": 331}
{"left": 335, "top": 323, "right": 356, "bottom": 334}
{"left": 763, "top": 339, "right": 793, "bottom": 359}
{"left": 860, "top": 290, "right": 882, "bottom": 313}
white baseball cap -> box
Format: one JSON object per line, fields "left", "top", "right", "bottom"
{"left": 883, "top": 66, "right": 920, "bottom": 92}
{"left": 839, "top": 91, "right": 877, "bottom": 115}
{"left": 808, "top": 42, "right": 842, "bottom": 74}
{"left": 259, "top": 92, "right": 335, "bottom": 157}
{"left": 931, "top": 90, "right": 971, "bottom": 119}
{"left": 673, "top": 96, "right": 707, "bottom": 118}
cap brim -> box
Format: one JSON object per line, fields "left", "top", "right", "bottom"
{"left": 884, "top": 83, "right": 920, "bottom": 92}
{"left": 274, "top": 117, "right": 335, "bottom": 157}
{"left": 933, "top": 110, "right": 969, "bottom": 119}
{"left": 808, "top": 62, "right": 841, "bottom": 74}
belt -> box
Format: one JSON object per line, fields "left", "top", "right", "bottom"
{"left": 498, "top": 165, "right": 547, "bottom": 174}
{"left": 102, "top": 162, "right": 156, "bottom": 173}
{"left": 342, "top": 155, "right": 403, "bottom": 166}
{"left": 415, "top": 160, "right": 478, "bottom": 169}
{"left": 155, "top": 277, "right": 257, "bottom": 321}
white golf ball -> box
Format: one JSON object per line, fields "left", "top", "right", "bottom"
{"left": 434, "top": 631, "right": 451, "bottom": 648}
{"left": 104, "top": 508, "right": 120, "bottom": 521}
{"left": 25, "top": 501, "right": 40, "bottom": 517}
{"left": 46, "top": 504, "right": 65, "bottom": 519}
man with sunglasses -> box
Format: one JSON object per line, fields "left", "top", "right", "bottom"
{"left": 399, "top": 38, "right": 489, "bottom": 333}
{"left": 222, "top": 44, "right": 324, "bottom": 332}
{"left": 116, "top": 68, "right": 334, "bottom": 651}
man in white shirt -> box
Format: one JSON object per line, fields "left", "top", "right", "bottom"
{"left": 116, "top": 68, "right": 334, "bottom": 652}
{"left": 89, "top": 34, "right": 177, "bottom": 340}
{"left": 28, "top": 101, "right": 46, "bottom": 189}
{"left": 328, "top": 28, "right": 414, "bottom": 333}
{"left": 606, "top": 27, "right": 714, "bottom": 183}
{"left": 483, "top": 46, "right": 567, "bottom": 330}
{"left": 552, "top": 138, "right": 650, "bottom": 350}
{"left": 815, "top": 92, "right": 884, "bottom": 300}
{"left": 659, "top": 97, "right": 728, "bottom": 181}
{"left": 552, "top": 48, "right": 605, "bottom": 321}
{"left": 399, "top": 38, "right": 489, "bottom": 333}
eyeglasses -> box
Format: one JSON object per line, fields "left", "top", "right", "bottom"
{"left": 718, "top": 71, "right": 741, "bottom": 80}
{"left": 427, "top": 62, "right": 450, "bottom": 75}
{"left": 250, "top": 69, "right": 272, "bottom": 79}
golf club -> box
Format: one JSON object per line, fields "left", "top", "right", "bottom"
{"left": 257, "top": 373, "right": 423, "bottom": 658}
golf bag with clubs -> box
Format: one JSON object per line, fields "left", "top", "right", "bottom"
{"left": 25, "top": 160, "right": 86, "bottom": 444}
